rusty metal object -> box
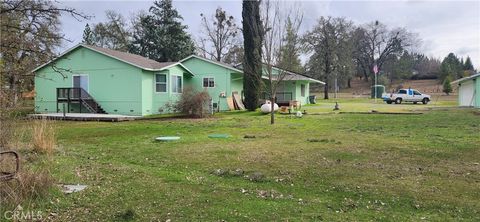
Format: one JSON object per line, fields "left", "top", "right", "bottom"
{"left": 0, "top": 151, "right": 19, "bottom": 182}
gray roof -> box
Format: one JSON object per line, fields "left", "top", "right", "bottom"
{"left": 32, "top": 44, "right": 194, "bottom": 75}
{"left": 83, "top": 45, "right": 177, "bottom": 70}
{"left": 451, "top": 73, "right": 480, "bottom": 85}
{"left": 274, "top": 69, "right": 325, "bottom": 84}
{"left": 179, "top": 55, "right": 244, "bottom": 73}
{"left": 234, "top": 63, "right": 325, "bottom": 84}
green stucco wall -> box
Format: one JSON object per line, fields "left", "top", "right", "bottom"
{"left": 294, "top": 80, "right": 310, "bottom": 105}
{"left": 143, "top": 65, "right": 191, "bottom": 115}
{"left": 262, "top": 80, "right": 311, "bottom": 105}
{"left": 181, "top": 57, "right": 241, "bottom": 111}
{"left": 35, "top": 47, "right": 144, "bottom": 115}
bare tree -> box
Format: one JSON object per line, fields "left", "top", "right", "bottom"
{"left": 261, "top": 0, "right": 303, "bottom": 124}
{"left": 0, "top": 0, "right": 89, "bottom": 107}
{"left": 198, "top": 7, "right": 240, "bottom": 62}
{"left": 303, "top": 16, "right": 354, "bottom": 99}
{"left": 354, "top": 21, "right": 417, "bottom": 83}
{"left": 90, "top": 10, "right": 130, "bottom": 51}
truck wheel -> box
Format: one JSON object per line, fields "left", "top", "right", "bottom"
{"left": 422, "top": 98, "right": 429, "bottom": 104}
{"left": 386, "top": 101, "right": 392, "bottom": 104}
{"left": 395, "top": 98, "right": 402, "bottom": 104}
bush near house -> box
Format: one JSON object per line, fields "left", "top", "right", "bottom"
{"left": 164, "top": 86, "right": 211, "bottom": 118}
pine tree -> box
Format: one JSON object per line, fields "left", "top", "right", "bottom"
{"left": 443, "top": 77, "right": 452, "bottom": 95}
{"left": 464, "top": 56, "right": 474, "bottom": 71}
{"left": 278, "top": 17, "right": 303, "bottom": 73}
{"left": 82, "top": 24, "right": 94, "bottom": 45}
{"left": 242, "top": 0, "right": 263, "bottom": 111}
{"left": 129, "top": 0, "right": 195, "bottom": 62}
{"left": 440, "top": 53, "right": 463, "bottom": 81}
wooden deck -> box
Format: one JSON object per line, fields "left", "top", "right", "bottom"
{"left": 28, "top": 113, "right": 141, "bottom": 122}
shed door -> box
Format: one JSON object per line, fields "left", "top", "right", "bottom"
{"left": 459, "top": 81, "right": 474, "bottom": 106}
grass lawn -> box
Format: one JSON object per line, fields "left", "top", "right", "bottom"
{"left": 10, "top": 100, "right": 480, "bottom": 221}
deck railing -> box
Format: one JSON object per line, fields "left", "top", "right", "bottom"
{"left": 260, "top": 92, "right": 293, "bottom": 104}
{"left": 56, "top": 88, "right": 106, "bottom": 114}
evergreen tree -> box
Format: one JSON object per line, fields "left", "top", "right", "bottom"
{"left": 443, "top": 77, "right": 452, "bottom": 95}
{"left": 440, "top": 53, "right": 463, "bottom": 81}
{"left": 278, "top": 17, "right": 303, "bottom": 73}
{"left": 82, "top": 24, "right": 94, "bottom": 45}
{"left": 242, "top": 0, "right": 263, "bottom": 110}
{"left": 464, "top": 56, "right": 474, "bottom": 71}
{"left": 129, "top": 0, "right": 195, "bottom": 62}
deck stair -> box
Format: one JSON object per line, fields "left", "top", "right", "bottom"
{"left": 56, "top": 88, "right": 107, "bottom": 114}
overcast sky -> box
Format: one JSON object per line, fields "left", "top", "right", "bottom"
{"left": 59, "top": 0, "right": 480, "bottom": 69}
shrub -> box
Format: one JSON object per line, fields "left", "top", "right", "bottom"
{"left": 164, "top": 86, "right": 211, "bottom": 118}
{"left": 31, "top": 118, "right": 56, "bottom": 155}
{"left": 443, "top": 77, "right": 452, "bottom": 95}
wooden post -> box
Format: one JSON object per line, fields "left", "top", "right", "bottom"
{"left": 56, "top": 88, "right": 59, "bottom": 113}
{"left": 67, "top": 88, "right": 70, "bottom": 113}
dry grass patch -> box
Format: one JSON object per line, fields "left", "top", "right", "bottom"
{"left": 31, "top": 118, "right": 56, "bottom": 155}
{"left": 0, "top": 168, "right": 54, "bottom": 209}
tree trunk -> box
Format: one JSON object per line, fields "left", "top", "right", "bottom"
{"left": 270, "top": 96, "right": 275, "bottom": 125}
{"left": 242, "top": 0, "right": 263, "bottom": 111}
{"left": 347, "top": 78, "right": 352, "bottom": 88}
{"left": 324, "top": 81, "right": 329, "bottom": 99}
{"left": 363, "top": 69, "right": 369, "bottom": 82}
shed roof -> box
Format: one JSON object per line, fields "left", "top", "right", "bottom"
{"left": 451, "top": 73, "right": 480, "bottom": 85}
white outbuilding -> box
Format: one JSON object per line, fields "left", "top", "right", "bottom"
{"left": 452, "top": 73, "right": 480, "bottom": 108}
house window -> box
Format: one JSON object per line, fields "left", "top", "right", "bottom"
{"left": 172, "top": 75, "right": 182, "bottom": 93}
{"left": 155, "top": 74, "right": 167, "bottom": 93}
{"left": 203, "top": 77, "right": 215, "bottom": 88}
{"left": 301, "top": 84, "right": 306, "bottom": 97}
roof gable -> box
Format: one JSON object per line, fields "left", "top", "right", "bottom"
{"left": 179, "top": 55, "right": 243, "bottom": 73}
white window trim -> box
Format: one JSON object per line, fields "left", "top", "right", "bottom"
{"left": 72, "top": 74, "right": 89, "bottom": 92}
{"left": 202, "top": 77, "right": 215, "bottom": 88}
{"left": 300, "top": 84, "right": 306, "bottom": 97}
{"left": 171, "top": 75, "right": 183, "bottom": 94}
{"left": 154, "top": 73, "right": 168, "bottom": 94}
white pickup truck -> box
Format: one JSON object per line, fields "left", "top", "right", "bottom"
{"left": 382, "top": 89, "right": 431, "bottom": 104}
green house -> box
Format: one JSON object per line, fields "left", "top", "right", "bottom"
{"left": 33, "top": 44, "right": 323, "bottom": 116}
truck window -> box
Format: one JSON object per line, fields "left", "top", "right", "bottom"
{"left": 398, "top": 90, "right": 407, "bottom": 94}
{"left": 413, "top": 90, "right": 421, "bottom": 95}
